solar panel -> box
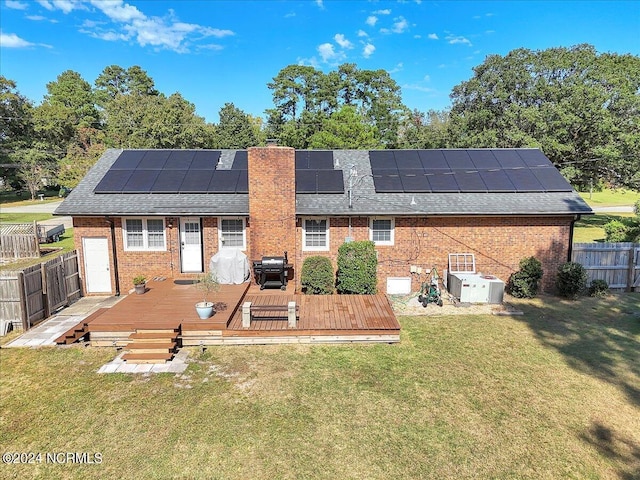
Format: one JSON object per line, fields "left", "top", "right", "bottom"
{"left": 516, "top": 149, "right": 549, "bottom": 167}
{"left": 164, "top": 150, "right": 195, "bottom": 170}
{"left": 235, "top": 170, "right": 248, "bottom": 193}
{"left": 180, "top": 169, "right": 214, "bottom": 193}
{"left": 418, "top": 150, "right": 449, "bottom": 169}
{"left": 372, "top": 173, "right": 404, "bottom": 193}
{"left": 137, "top": 150, "right": 170, "bottom": 170}
{"left": 295, "top": 151, "right": 309, "bottom": 169}
{"left": 296, "top": 170, "right": 317, "bottom": 193}
{"left": 394, "top": 150, "right": 422, "bottom": 169}
{"left": 505, "top": 167, "right": 544, "bottom": 191}
{"left": 110, "top": 150, "right": 146, "bottom": 170}
{"left": 479, "top": 169, "right": 516, "bottom": 192}
{"left": 493, "top": 149, "right": 525, "bottom": 168}
{"left": 191, "top": 150, "right": 219, "bottom": 170}
{"left": 121, "top": 169, "right": 161, "bottom": 193}
{"left": 453, "top": 170, "right": 487, "bottom": 192}
{"left": 150, "top": 169, "right": 187, "bottom": 193}
{"left": 400, "top": 171, "right": 431, "bottom": 192}
{"left": 443, "top": 150, "right": 474, "bottom": 169}
{"left": 94, "top": 169, "right": 134, "bottom": 193}
{"left": 531, "top": 167, "right": 573, "bottom": 191}
{"left": 232, "top": 151, "right": 248, "bottom": 169}
{"left": 468, "top": 150, "right": 500, "bottom": 169}
{"left": 369, "top": 150, "right": 395, "bottom": 170}
{"left": 308, "top": 151, "right": 334, "bottom": 169}
{"left": 208, "top": 170, "right": 240, "bottom": 193}
{"left": 316, "top": 170, "right": 344, "bottom": 193}
{"left": 372, "top": 168, "right": 399, "bottom": 177}
{"left": 425, "top": 169, "right": 459, "bottom": 192}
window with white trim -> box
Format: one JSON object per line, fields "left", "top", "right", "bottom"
{"left": 370, "top": 217, "right": 394, "bottom": 246}
{"left": 123, "top": 218, "right": 166, "bottom": 251}
{"left": 219, "top": 218, "right": 246, "bottom": 249}
{"left": 303, "top": 218, "right": 329, "bottom": 251}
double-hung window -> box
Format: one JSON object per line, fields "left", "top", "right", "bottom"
{"left": 370, "top": 217, "right": 394, "bottom": 246}
{"left": 123, "top": 218, "right": 166, "bottom": 251}
{"left": 219, "top": 218, "right": 246, "bottom": 249}
{"left": 303, "top": 218, "right": 329, "bottom": 251}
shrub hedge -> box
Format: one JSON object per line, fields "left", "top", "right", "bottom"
{"left": 336, "top": 241, "right": 377, "bottom": 294}
{"left": 301, "top": 256, "right": 334, "bottom": 294}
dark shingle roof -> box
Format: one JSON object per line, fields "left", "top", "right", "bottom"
{"left": 55, "top": 148, "right": 593, "bottom": 217}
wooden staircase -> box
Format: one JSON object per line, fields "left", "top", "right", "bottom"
{"left": 122, "top": 328, "right": 179, "bottom": 364}
{"left": 55, "top": 309, "right": 107, "bottom": 345}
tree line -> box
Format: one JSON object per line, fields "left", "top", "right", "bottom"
{"left": 1, "top": 44, "right": 638, "bottom": 198}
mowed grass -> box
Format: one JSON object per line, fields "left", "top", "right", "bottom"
{"left": 579, "top": 189, "right": 640, "bottom": 207}
{"left": 1, "top": 294, "right": 639, "bottom": 480}
{"left": 573, "top": 213, "right": 636, "bottom": 243}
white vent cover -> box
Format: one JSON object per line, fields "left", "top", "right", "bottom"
{"left": 448, "top": 253, "right": 476, "bottom": 274}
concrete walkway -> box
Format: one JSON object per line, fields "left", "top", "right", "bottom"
{"left": 3, "top": 295, "right": 121, "bottom": 348}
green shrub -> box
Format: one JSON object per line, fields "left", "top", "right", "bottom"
{"left": 507, "top": 256, "right": 543, "bottom": 298}
{"left": 634, "top": 199, "right": 640, "bottom": 216}
{"left": 336, "top": 240, "right": 377, "bottom": 294}
{"left": 588, "top": 279, "right": 609, "bottom": 297}
{"left": 301, "top": 256, "right": 334, "bottom": 294}
{"left": 556, "top": 262, "right": 588, "bottom": 299}
{"left": 603, "top": 220, "right": 628, "bottom": 242}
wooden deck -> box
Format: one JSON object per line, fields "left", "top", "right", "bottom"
{"left": 88, "top": 279, "right": 400, "bottom": 346}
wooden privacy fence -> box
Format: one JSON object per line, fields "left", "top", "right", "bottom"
{"left": 0, "top": 222, "right": 40, "bottom": 259}
{"left": 0, "top": 250, "right": 82, "bottom": 332}
{"left": 572, "top": 242, "right": 640, "bottom": 292}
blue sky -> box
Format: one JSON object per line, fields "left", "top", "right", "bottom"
{"left": 1, "top": 0, "right": 639, "bottom": 123}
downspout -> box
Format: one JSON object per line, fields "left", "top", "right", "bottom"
{"left": 105, "top": 216, "right": 121, "bottom": 296}
{"left": 567, "top": 215, "right": 580, "bottom": 262}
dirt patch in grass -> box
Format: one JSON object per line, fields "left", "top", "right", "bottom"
{"left": 390, "top": 292, "right": 522, "bottom": 316}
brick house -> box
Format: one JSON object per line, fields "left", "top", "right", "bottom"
{"left": 55, "top": 146, "right": 592, "bottom": 296}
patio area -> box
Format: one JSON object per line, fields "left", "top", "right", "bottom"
{"left": 87, "top": 278, "right": 400, "bottom": 347}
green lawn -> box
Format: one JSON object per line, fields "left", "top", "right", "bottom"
{"left": 573, "top": 213, "right": 635, "bottom": 243}
{"left": 579, "top": 188, "right": 640, "bottom": 207}
{"left": 1, "top": 293, "right": 638, "bottom": 479}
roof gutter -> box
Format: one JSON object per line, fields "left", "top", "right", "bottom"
{"left": 105, "top": 216, "right": 120, "bottom": 296}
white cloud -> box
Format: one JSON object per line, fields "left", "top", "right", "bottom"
{"left": 6, "top": 0, "right": 28, "bottom": 10}
{"left": 334, "top": 33, "right": 353, "bottom": 49}
{"left": 357, "top": 29, "right": 368, "bottom": 37}
{"left": 284, "top": 12, "right": 296, "bottom": 18}
{"left": 373, "top": 9, "right": 391, "bottom": 15}
{"left": 29, "top": 0, "right": 235, "bottom": 53}
{"left": 380, "top": 16, "right": 409, "bottom": 34}
{"left": 392, "top": 16, "right": 409, "bottom": 33}
{"left": 388, "top": 62, "right": 403, "bottom": 73}
{"left": 428, "top": 33, "right": 438, "bottom": 40}
{"left": 403, "top": 83, "right": 436, "bottom": 93}
{"left": 423, "top": 74, "right": 430, "bottom": 81}
{"left": 366, "top": 15, "right": 377, "bottom": 26}
{"left": 0, "top": 31, "right": 33, "bottom": 48}
{"left": 315, "top": 0, "right": 324, "bottom": 8}
{"left": 317, "top": 42, "right": 336, "bottom": 62}
{"left": 362, "top": 43, "right": 375, "bottom": 58}
{"left": 446, "top": 34, "right": 472, "bottom": 46}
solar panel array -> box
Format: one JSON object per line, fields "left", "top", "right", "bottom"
{"left": 94, "top": 149, "right": 344, "bottom": 194}
{"left": 295, "top": 150, "right": 344, "bottom": 194}
{"left": 370, "top": 149, "right": 573, "bottom": 193}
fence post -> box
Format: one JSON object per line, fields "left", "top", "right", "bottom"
{"left": 628, "top": 246, "right": 636, "bottom": 293}
{"left": 18, "top": 271, "right": 28, "bottom": 331}
{"left": 41, "top": 262, "right": 49, "bottom": 318}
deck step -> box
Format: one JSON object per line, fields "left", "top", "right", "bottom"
{"left": 127, "top": 342, "right": 176, "bottom": 354}
{"left": 55, "top": 308, "right": 108, "bottom": 345}
{"left": 121, "top": 352, "right": 174, "bottom": 364}
{"left": 128, "top": 331, "right": 178, "bottom": 342}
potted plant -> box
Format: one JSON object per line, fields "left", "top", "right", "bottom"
{"left": 193, "top": 272, "right": 220, "bottom": 319}
{"left": 133, "top": 275, "right": 147, "bottom": 295}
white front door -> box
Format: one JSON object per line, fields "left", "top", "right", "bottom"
{"left": 82, "top": 237, "right": 111, "bottom": 293}
{"left": 180, "top": 218, "right": 203, "bottom": 273}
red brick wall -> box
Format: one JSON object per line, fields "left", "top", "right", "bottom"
{"left": 247, "top": 146, "right": 297, "bottom": 262}
{"left": 74, "top": 213, "right": 571, "bottom": 296}
{"left": 73, "top": 216, "right": 231, "bottom": 295}
{"left": 294, "top": 215, "right": 572, "bottom": 293}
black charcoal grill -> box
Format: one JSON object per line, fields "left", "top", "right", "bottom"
{"left": 252, "top": 252, "right": 292, "bottom": 290}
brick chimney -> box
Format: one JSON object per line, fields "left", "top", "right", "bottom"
{"left": 247, "top": 146, "right": 297, "bottom": 263}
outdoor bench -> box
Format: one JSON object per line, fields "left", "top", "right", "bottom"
{"left": 242, "top": 301, "right": 299, "bottom": 328}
